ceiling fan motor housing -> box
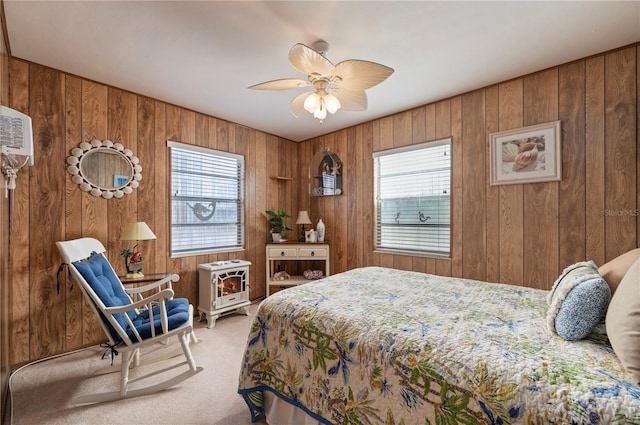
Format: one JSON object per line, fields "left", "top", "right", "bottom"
{"left": 311, "top": 40, "right": 329, "bottom": 55}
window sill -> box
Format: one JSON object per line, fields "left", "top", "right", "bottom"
{"left": 374, "top": 248, "right": 451, "bottom": 260}
{"left": 171, "top": 247, "right": 245, "bottom": 259}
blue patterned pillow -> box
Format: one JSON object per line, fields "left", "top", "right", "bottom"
{"left": 547, "top": 260, "right": 611, "bottom": 341}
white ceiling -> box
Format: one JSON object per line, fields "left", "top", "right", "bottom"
{"left": 4, "top": 1, "right": 639, "bottom": 142}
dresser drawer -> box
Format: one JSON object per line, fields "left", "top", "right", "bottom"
{"left": 298, "top": 247, "right": 327, "bottom": 258}
{"left": 268, "top": 247, "right": 298, "bottom": 258}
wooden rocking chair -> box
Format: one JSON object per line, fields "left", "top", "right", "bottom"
{"left": 56, "top": 237, "right": 203, "bottom": 404}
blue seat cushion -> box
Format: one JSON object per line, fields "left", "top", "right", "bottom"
{"left": 129, "top": 298, "right": 191, "bottom": 341}
{"left": 73, "top": 253, "right": 190, "bottom": 343}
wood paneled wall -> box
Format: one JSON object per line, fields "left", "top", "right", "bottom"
{"left": 4, "top": 43, "right": 639, "bottom": 366}
{"left": 299, "top": 44, "right": 639, "bottom": 290}
{"left": 6, "top": 59, "right": 299, "bottom": 365}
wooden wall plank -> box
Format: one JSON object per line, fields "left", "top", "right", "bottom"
{"left": 333, "top": 130, "right": 347, "bottom": 273}
{"left": 449, "top": 97, "right": 461, "bottom": 278}
{"left": 435, "top": 98, "right": 453, "bottom": 276}
{"left": 29, "top": 64, "right": 66, "bottom": 358}
{"left": 346, "top": 127, "right": 358, "bottom": 269}
{"left": 361, "top": 122, "right": 374, "bottom": 268}
{"left": 80, "top": 79, "right": 108, "bottom": 243}
{"left": 216, "top": 119, "right": 229, "bottom": 152}
{"left": 485, "top": 85, "right": 500, "bottom": 282}
{"left": 498, "top": 79, "right": 524, "bottom": 286}
{"left": 378, "top": 116, "right": 394, "bottom": 151}
{"left": 137, "top": 97, "right": 156, "bottom": 273}
{"left": 80, "top": 80, "right": 107, "bottom": 345}
{"left": 423, "top": 104, "right": 437, "bottom": 274}
{"left": 254, "top": 131, "right": 267, "bottom": 296}
{"left": 244, "top": 127, "right": 256, "bottom": 295}
{"left": 585, "top": 56, "right": 606, "bottom": 265}
{"left": 522, "top": 69, "right": 559, "bottom": 289}
{"left": 393, "top": 110, "right": 412, "bottom": 148}
{"left": 0, "top": 18, "right": 9, "bottom": 416}
{"left": 411, "top": 106, "right": 426, "bottom": 144}
{"left": 604, "top": 47, "right": 637, "bottom": 260}
{"left": 107, "top": 88, "right": 137, "bottom": 275}
{"left": 558, "top": 61, "right": 586, "bottom": 267}
{"left": 154, "top": 101, "right": 168, "bottom": 272}
{"left": 8, "top": 59, "right": 30, "bottom": 364}
{"left": 64, "top": 74, "right": 83, "bottom": 350}
{"left": 461, "top": 90, "right": 486, "bottom": 280}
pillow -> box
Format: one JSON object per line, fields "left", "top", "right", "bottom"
{"left": 606, "top": 256, "right": 640, "bottom": 385}
{"left": 598, "top": 248, "right": 640, "bottom": 295}
{"left": 547, "top": 260, "right": 611, "bottom": 341}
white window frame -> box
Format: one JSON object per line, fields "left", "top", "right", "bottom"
{"left": 168, "top": 141, "right": 245, "bottom": 256}
{"left": 373, "top": 138, "right": 451, "bottom": 257}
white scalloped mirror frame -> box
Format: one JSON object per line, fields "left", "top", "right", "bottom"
{"left": 66, "top": 139, "right": 142, "bottom": 199}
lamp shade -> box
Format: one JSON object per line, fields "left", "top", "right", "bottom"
{"left": 121, "top": 222, "right": 157, "bottom": 241}
{"left": 295, "top": 211, "right": 312, "bottom": 225}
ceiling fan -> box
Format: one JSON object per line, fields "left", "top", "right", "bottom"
{"left": 248, "top": 40, "right": 394, "bottom": 122}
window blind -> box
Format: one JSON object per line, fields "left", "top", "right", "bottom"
{"left": 373, "top": 138, "right": 451, "bottom": 256}
{"left": 168, "top": 141, "right": 244, "bottom": 255}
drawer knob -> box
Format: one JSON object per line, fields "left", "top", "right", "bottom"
{"left": 280, "top": 251, "right": 285, "bottom": 256}
{"left": 311, "top": 251, "right": 315, "bottom": 256}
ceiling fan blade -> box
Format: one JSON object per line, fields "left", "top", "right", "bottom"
{"left": 248, "top": 78, "right": 309, "bottom": 91}
{"left": 333, "top": 89, "right": 368, "bottom": 111}
{"left": 290, "top": 91, "right": 311, "bottom": 117}
{"left": 335, "top": 60, "right": 394, "bottom": 91}
{"left": 289, "top": 43, "right": 335, "bottom": 77}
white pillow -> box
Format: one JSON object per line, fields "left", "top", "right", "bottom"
{"left": 606, "top": 256, "right": 640, "bottom": 385}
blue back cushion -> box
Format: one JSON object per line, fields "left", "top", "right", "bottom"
{"left": 73, "top": 253, "right": 133, "bottom": 342}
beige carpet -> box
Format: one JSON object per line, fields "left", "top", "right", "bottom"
{"left": 6, "top": 302, "right": 268, "bottom": 425}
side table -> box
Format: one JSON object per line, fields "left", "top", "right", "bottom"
{"left": 119, "top": 272, "right": 176, "bottom": 302}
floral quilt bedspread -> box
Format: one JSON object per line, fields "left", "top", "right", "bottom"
{"left": 238, "top": 266, "right": 640, "bottom": 424}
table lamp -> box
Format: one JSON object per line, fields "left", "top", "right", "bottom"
{"left": 295, "top": 211, "right": 312, "bottom": 242}
{"left": 120, "top": 221, "right": 156, "bottom": 278}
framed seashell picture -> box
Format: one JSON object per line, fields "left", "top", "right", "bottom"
{"left": 489, "top": 120, "right": 561, "bottom": 186}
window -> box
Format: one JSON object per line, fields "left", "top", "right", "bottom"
{"left": 168, "top": 141, "right": 244, "bottom": 256}
{"left": 373, "top": 138, "right": 451, "bottom": 256}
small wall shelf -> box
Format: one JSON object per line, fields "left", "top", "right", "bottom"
{"left": 271, "top": 176, "right": 293, "bottom": 188}
{"left": 309, "top": 148, "right": 343, "bottom": 196}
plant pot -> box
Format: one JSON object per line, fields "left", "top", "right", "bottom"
{"left": 272, "top": 233, "right": 282, "bottom": 242}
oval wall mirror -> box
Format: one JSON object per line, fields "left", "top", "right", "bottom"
{"left": 66, "top": 139, "right": 142, "bottom": 199}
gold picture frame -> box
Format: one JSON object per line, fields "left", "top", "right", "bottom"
{"left": 489, "top": 120, "right": 561, "bottom": 186}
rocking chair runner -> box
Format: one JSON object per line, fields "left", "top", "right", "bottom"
{"left": 56, "top": 237, "right": 203, "bottom": 404}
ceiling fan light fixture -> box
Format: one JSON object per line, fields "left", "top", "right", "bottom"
{"left": 324, "top": 94, "right": 341, "bottom": 114}
{"left": 303, "top": 92, "right": 320, "bottom": 113}
{"left": 304, "top": 92, "right": 340, "bottom": 121}
{"left": 313, "top": 103, "right": 327, "bottom": 120}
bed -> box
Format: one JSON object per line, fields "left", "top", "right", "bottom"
{"left": 238, "top": 266, "right": 640, "bottom": 424}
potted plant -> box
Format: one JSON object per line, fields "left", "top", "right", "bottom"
{"left": 266, "top": 209, "right": 291, "bottom": 242}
